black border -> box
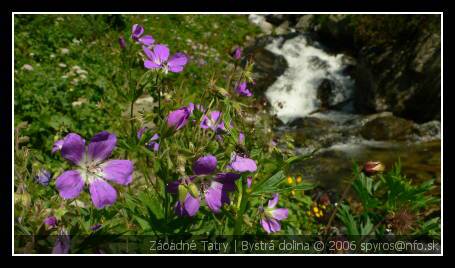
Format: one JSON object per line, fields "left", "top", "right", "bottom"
{"left": 3, "top": 0, "right": 447, "bottom": 257}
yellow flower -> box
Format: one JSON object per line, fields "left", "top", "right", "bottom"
{"left": 306, "top": 211, "right": 312, "bottom": 217}
{"left": 291, "top": 189, "right": 296, "bottom": 196}
{"left": 296, "top": 176, "right": 302, "bottom": 184}
{"left": 287, "top": 176, "right": 294, "bottom": 185}
{"left": 313, "top": 206, "right": 319, "bottom": 213}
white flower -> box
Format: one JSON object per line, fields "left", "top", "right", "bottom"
{"left": 60, "top": 48, "right": 70, "bottom": 55}
{"left": 21, "top": 64, "right": 34, "bottom": 71}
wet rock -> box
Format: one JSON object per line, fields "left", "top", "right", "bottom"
{"left": 308, "top": 56, "right": 330, "bottom": 71}
{"left": 317, "top": 79, "right": 336, "bottom": 109}
{"left": 360, "top": 115, "right": 417, "bottom": 141}
{"left": 275, "top": 21, "right": 290, "bottom": 35}
{"left": 295, "top": 15, "right": 315, "bottom": 32}
{"left": 265, "top": 15, "right": 301, "bottom": 27}
{"left": 244, "top": 38, "right": 288, "bottom": 95}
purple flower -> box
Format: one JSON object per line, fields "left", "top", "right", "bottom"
{"left": 260, "top": 194, "right": 289, "bottom": 234}
{"left": 204, "top": 173, "right": 239, "bottom": 213}
{"left": 236, "top": 82, "right": 253, "bottom": 97}
{"left": 90, "top": 224, "right": 102, "bottom": 231}
{"left": 52, "top": 139, "right": 64, "bottom": 154}
{"left": 146, "top": 133, "right": 160, "bottom": 152}
{"left": 167, "top": 155, "right": 240, "bottom": 216}
{"left": 228, "top": 153, "right": 257, "bottom": 173}
{"left": 143, "top": 44, "right": 188, "bottom": 74}
{"left": 247, "top": 176, "right": 253, "bottom": 189}
{"left": 44, "top": 216, "right": 57, "bottom": 228}
{"left": 131, "top": 24, "right": 155, "bottom": 46}
{"left": 35, "top": 169, "right": 51, "bottom": 186}
{"left": 200, "top": 111, "right": 226, "bottom": 134}
{"left": 118, "top": 36, "right": 126, "bottom": 49}
{"left": 193, "top": 155, "right": 217, "bottom": 175}
{"left": 167, "top": 176, "right": 201, "bottom": 217}
{"left": 195, "top": 104, "right": 206, "bottom": 113}
{"left": 167, "top": 104, "right": 193, "bottom": 130}
{"left": 136, "top": 127, "right": 148, "bottom": 140}
{"left": 238, "top": 132, "right": 245, "bottom": 145}
{"left": 52, "top": 228, "right": 70, "bottom": 254}
{"left": 54, "top": 131, "right": 134, "bottom": 209}
{"left": 232, "top": 47, "right": 242, "bottom": 60}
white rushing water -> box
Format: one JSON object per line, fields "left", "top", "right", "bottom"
{"left": 264, "top": 35, "right": 355, "bottom": 124}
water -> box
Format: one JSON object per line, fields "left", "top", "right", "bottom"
{"left": 264, "top": 35, "right": 355, "bottom": 124}
{"left": 248, "top": 16, "right": 440, "bottom": 191}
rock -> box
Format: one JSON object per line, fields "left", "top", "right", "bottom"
{"left": 275, "top": 21, "right": 290, "bottom": 35}
{"left": 354, "top": 30, "right": 441, "bottom": 123}
{"left": 265, "top": 15, "right": 301, "bottom": 26}
{"left": 295, "top": 15, "right": 315, "bottom": 32}
{"left": 317, "top": 79, "right": 336, "bottom": 109}
{"left": 249, "top": 15, "right": 274, "bottom": 34}
{"left": 308, "top": 56, "right": 330, "bottom": 71}
{"left": 360, "top": 115, "right": 417, "bottom": 141}
{"left": 244, "top": 38, "right": 288, "bottom": 95}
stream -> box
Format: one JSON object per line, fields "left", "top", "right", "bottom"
{"left": 249, "top": 15, "right": 441, "bottom": 192}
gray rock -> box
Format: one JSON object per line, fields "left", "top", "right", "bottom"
{"left": 360, "top": 115, "right": 417, "bottom": 141}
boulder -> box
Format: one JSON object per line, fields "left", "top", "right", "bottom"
{"left": 360, "top": 115, "right": 417, "bottom": 141}
{"left": 243, "top": 37, "right": 288, "bottom": 95}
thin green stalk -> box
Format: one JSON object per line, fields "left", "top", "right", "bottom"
{"left": 233, "top": 177, "right": 248, "bottom": 236}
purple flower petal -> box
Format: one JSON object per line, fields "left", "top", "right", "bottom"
{"left": 268, "top": 193, "right": 279, "bottom": 209}
{"left": 144, "top": 60, "right": 161, "bottom": 70}
{"left": 52, "top": 231, "right": 70, "bottom": 254}
{"left": 55, "top": 170, "right": 84, "bottom": 199}
{"left": 153, "top": 44, "right": 170, "bottom": 64}
{"left": 118, "top": 36, "right": 126, "bottom": 49}
{"left": 174, "top": 193, "right": 200, "bottom": 217}
{"left": 44, "top": 216, "right": 57, "bottom": 228}
{"left": 101, "top": 160, "right": 134, "bottom": 185}
{"left": 167, "top": 107, "right": 191, "bottom": 130}
{"left": 89, "top": 178, "right": 117, "bottom": 209}
{"left": 238, "top": 132, "right": 245, "bottom": 144}
{"left": 214, "top": 173, "right": 240, "bottom": 192}
{"left": 166, "top": 180, "right": 181, "bottom": 194}
{"left": 167, "top": 52, "right": 188, "bottom": 73}
{"left": 145, "top": 133, "right": 160, "bottom": 152}
{"left": 52, "top": 139, "right": 64, "bottom": 154}
{"left": 184, "top": 194, "right": 200, "bottom": 216}
{"left": 271, "top": 208, "right": 288, "bottom": 221}
{"left": 87, "top": 131, "right": 117, "bottom": 163}
{"left": 228, "top": 154, "right": 257, "bottom": 173}
{"left": 90, "top": 224, "right": 102, "bottom": 231}
{"left": 137, "top": 127, "right": 148, "bottom": 140}
{"left": 131, "top": 24, "right": 144, "bottom": 39}
{"left": 247, "top": 176, "right": 253, "bottom": 189}
{"left": 139, "top": 35, "right": 154, "bottom": 46}
{"left": 61, "top": 133, "right": 85, "bottom": 165}
{"left": 261, "top": 218, "right": 281, "bottom": 234}
{"left": 236, "top": 82, "right": 253, "bottom": 97}
{"left": 205, "top": 181, "right": 230, "bottom": 213}
{"left": 35, "top": 169, "right": 51, "bottom": 186}
{"left": 260, "top": 218, "right": 271, "bottom": 234}
{"left": 193, "top": 155, "right": 217, "bottom": 175}
{"left": 234, "top": 47, "right": 242, "bottom": 60}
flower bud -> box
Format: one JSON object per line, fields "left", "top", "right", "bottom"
{"left": 188, "top": 183, "right": 200, "bottom": 199}
{"left": 178, "top": 184, "right": 188, "bottom": 204}
{"left": 363, "top": 161, "right": 385, "bottom": 176}
{"left": 118, "top": 36, "right": 126, "bottom": 49}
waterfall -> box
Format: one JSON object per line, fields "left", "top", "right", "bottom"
{"left": 264, "top": 35, "right": 355, "bottom": 124}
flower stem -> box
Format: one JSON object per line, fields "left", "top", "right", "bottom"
{"left": 233, "top": 177, "right": 248, "bottom": 236}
